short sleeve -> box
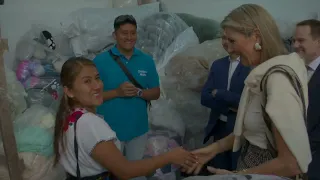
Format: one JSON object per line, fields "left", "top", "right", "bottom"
{"left": 265, "top": 72, "right": 311, "bottom": 173}
{"left": 147, "top": 57, "right": 160, "bottom": 89}
{"left": 77, "top": 113, "right": 117, "bottom": 155}
{"left": 93, "top": 54, "right": 103, "bottom": 74}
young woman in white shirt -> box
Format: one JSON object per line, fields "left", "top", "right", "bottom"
{"left": 53, "top": 57, "right": 197, "bottom": 180}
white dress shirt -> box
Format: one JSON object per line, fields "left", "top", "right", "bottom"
{"left": 220, "top": 56, "right": 240, "bottom": 122}
{"left": 307, "top": 56, "right": 320, "bottom": 81}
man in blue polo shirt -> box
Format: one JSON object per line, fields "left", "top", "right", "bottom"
{"left": 93, "top": 15, "right": 160, "bottom": 180}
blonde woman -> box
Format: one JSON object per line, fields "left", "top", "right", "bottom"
{"left": 184, "top": 4, "right": 312, "bottom": 179}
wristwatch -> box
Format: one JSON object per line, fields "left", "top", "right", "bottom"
{"left": 137, "top": 88, "right": 143, "bottom": 97}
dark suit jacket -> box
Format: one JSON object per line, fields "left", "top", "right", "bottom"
{"left": 201, "top": 56, "right": 251, "bottom": 143}
{"left": 307, "top": 65, "right": 320, "bottom": 179}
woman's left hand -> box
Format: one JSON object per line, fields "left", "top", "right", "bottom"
{"left": 207, "top": 166, "right": 234, "bottom": 175}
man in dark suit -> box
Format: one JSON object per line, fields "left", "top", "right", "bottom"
{"left": 201, "top": 31, "right": 251, "bottom": 171}
{"left": 294, "top": 19, "right": 320, "bottom": 180}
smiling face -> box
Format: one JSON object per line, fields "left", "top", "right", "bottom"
{"left": 293, "top": 25, "right": 320, "bottom": 64}
{"left": 114, "top": 23, "right": 137, "bottom": 51}
{"left": 224, "top": 27, "right": 261, "bottom": 66}
{"left": 222, "top": 30, "right": 235, "bottom": 54}
{"left": 64, "top": 65, "right": 103, "bottom": 109}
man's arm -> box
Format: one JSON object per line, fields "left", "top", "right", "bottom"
{"left": 201, "top": 62, "right": 228, "bottom": 113}
{"left": 102, "top": 90, "right": 119, "bottom": 101}
{"left": 141, "top": 87, "right": 160, "bottom": 100}
{"left": 214, "top": 90, "right": 241, "bottom": 109}
{"left": 143, "top": 58, "right": 161, "bottom": 101}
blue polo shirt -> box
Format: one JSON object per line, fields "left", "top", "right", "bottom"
{"left": 93, "top": 46, "right": 159, "bottom": 141}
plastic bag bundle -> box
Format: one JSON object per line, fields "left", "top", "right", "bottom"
{"left": 0, "top": 153, "right": 66, "bottom": 180}
{"left": 158, "top": 38, "right": 227, "bottom": 137}
{"left": 15, "top": 24, "right": 73, "bottom": 65}
{"left": 144, "top": 130, "right": 181, "bottom": 180}
{"left": 112, "top": 0, "right": 138, "bottom": 8}
{"left": 14, "top": 25, "right": 65, "bottom": 111}
{"left": 2, "top": 65, "right": 28, "bottom": 120}
{"left": 183, "top": 174, "right": 289, "bottom": 180}
{"left": 0, "top": 104, "right": 56, "bottom": 157}
{"left": 283, "top": 37, "right": 294, "bottom": 52}
{"left": 176, "top": 13, "right": 221, "bottom": 43}
{"left": 148, "top": 98, "right": 185, "bottom": 137}
{"left": 60, "top": 3, "right": 160, "bottom": 57}
{"left": 0, "top": 104, "right": 65, "bottom": 180}
{"left": 164, "top": 38, "right": 228, "bottom": 92}
{"left": 164, "top": 56, "right": 209, "bottom": 92}
{"left": 160, "top": 88, "right": 210, "bottom": 136}
{"left": 136, "top": 12, "right": 189, "bottom": 67}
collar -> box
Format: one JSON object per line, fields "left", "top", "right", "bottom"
{"left": 111, "top": 45, "right": 141, "bottom": 57}
{"left": 229, "top": 56, "right": 240, "bottom": 62}
{"left": 245, "top": 53, "right": 307, "bottom": 94}
{"left": 308, "top": 56, "right": 320, "bottom": 71}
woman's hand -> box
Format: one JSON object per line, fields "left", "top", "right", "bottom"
{"left": 182, "top": 144, "right": 219, "bottom": 175}
{"left": 167, "top": 147, "right": 198, "bottom": 170}
{"left": 207, "top": 166, "right": 234, "bottom": 175}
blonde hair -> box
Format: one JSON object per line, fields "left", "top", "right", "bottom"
{"left": 221, "top": 4, "right": 287, "bottom": 64}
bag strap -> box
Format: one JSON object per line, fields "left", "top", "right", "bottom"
{"left": 108, "top": 50, "right": 151, "bottom": 107}
{"left": 72, "top": 111, "right": 85, "bottom": 180}
{"left": 108, "top": 50, "right": 143, "bottom": 89}
{"left": 260, "top": 65, "right": 307, "bottom": 150}
{"left": 260, "top": 65, "right": 308, "bottom": 180}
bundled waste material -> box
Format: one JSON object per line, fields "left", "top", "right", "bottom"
{"left": 144, "top": 130, "right": 182, "bottom": 180}
{"left": 136, "top": 12, "right": 192, "bottom": 70}
{"left": 176, "top": 13, "right": 220, "bottom": 43}
{"left": 283, "top": 37, "right": 294, "bottom": 52}
{"left": 14, "top": 25, "right": 68, "bottom": 111}
{"left": 148, "top": 98, "right": 185, "bottom": 137}
{"left": 2, "top": 66, "right": 28, "bottom": 120}
{"left": 60, "top": 3, "right": 160, "bottom": 58}
{"left": 112, "top": 0, "right": 138, "bottom": 8}
{"left": 0, "top": 25, "right": 68, "bottom": 180}
{"left": 161, "top": 38, "right": 227, "bottom": 135}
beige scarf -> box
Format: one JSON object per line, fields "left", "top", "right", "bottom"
{"left": 232, "top": 53, "right": 311, "bottom": 173}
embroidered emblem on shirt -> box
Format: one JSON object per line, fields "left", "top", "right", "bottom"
{"left": 138, "top": 70, "right": 147, "bottom": 76}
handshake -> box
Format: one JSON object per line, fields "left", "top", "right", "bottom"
{"left": 167, "top": 145, "right": 234, "bottom": 175}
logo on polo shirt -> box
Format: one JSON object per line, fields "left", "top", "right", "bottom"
{"left": 138, "top": 70, "right": 147, "bottom": 76}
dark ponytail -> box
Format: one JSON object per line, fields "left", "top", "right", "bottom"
{"left": 53, "top": 57, "right": 95, "bottom": 166}
{"left": 53, "top": 94, "right": 71, "bottom": 165}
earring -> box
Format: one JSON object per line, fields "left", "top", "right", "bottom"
{"left": 254, "top": 42, "right": 262, "bottom": 50}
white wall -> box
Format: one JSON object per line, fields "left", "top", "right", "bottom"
{"left": 161, "top": 0, "right": 320, "bottom": 22}
{"left": 1, "top": 0, "right": 319, "bottom": 68}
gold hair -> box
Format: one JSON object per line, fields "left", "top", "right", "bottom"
{"left": 221, "top": 4, "right": 287, "bottom": 64}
